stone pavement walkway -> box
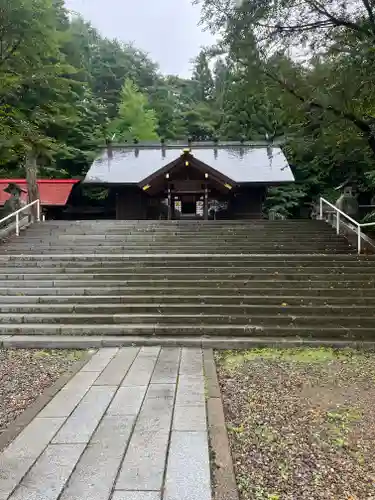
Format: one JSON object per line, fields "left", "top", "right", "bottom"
{"left": 0, "top": 347, "right": 212, "bottom": 500}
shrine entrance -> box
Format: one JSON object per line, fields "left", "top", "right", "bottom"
{"left": 173, "top": 194, "right": 205, "bottom": 220}
{"left": 181, "top": 198, "right": 196, "bottom": 216}
{"left": 139, "top": 149, "right": 235, "bottom": 221}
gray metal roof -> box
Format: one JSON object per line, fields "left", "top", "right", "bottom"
{"left": 84, "top": 145, "right": 294, "bottom": 184}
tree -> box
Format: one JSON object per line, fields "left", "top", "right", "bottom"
{"left": 197, "top": 0, "right": 375, "bottom": 156}
{"left": 0, "top": 0, "right": 77, "bottom": 211}
{"left": 192, "top": 50, "right": 214, "bottom": 102}
{"left": 148, "top": 78, "right": 187, "bottom": 139}
{"left": 111, "top": 79, "right": 159, "bottom": 141}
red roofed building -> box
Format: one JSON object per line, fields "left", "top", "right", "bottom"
{"left": 0, "top": 180, "right": 79, "bottom": 207}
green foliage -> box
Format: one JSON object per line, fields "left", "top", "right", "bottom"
{"left": 264, "top": 185, "right": 307, "bottom": 218}
{"left": 3, "top": 0, "right": 375, "bottom": 218}
{"left": 192, "top": 50, "right": 214, "bottom": 102}
{"left": 0, "top": 0, "right": 166, "bottom": 182}
{"left": 111, "top": 79, "right": 159, "bottom": 141}
{"left": 194, "top": 0, "right": 375, "bottom": 214}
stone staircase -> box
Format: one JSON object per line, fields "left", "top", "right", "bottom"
{"left": 0, "top": 219, "right": 374, "bottom": 347}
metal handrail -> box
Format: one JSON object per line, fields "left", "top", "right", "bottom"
{"left": 0, "top": 200, "right": 41, "bottom": 236}
{"left": 319, "top": 197, "right": 375, "bottom": 254}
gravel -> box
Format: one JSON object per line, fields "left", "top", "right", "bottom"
{"left": 216, "top": 348, "right": 375, "bottom": 500}
{"left": 0, "top": 349, "right": 87, "bottom": 435}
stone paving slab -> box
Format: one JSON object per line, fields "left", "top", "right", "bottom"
{"left": 145, "top": 384, "right": 175, "bottom": 400}
{"left": 151, "top": 348, "right": 180, "bottom": 384}
{"left": 122, "top": 349, "right": 160, "bottom": 386}
{"left": 0, "top": 456, "right": 36, "bottom": 500}
{"left": 135, "top": 398, "right": 174, "bottom": 434}
{"left": 0, "top": 347, "right": 212, "bottom": 500}
{"left": 179, "top": 348, "right": 204, "bottom": 378}
{"left": 4, "top": 418, "right": 64, "bottom": 460}
{"left": 164, "top": 431, "right": 211, "bottom": 500}
{"left": 8, "top": 444, "right": 85, "bottom": 500}
{"left": 175, "top": 378, "right": 205, "bottom": 407}
{"left": 112, "top": 493, "right": 161, "bottom": 500}
{"left": 108, "top": 387, "right": 147, "bottom": 416}
{"left": 52, "top": 386, "right": 116, "bottom": 444}
{"left": 116, "top": 430, "right": 170, "bottom": 491}
{"left": 173, "top": 405, "right": 207, "bottom": 431}
{"left": 81, "top": 348, "right": 118, "bottom": 372}
{"left": 59, "top": 415, "right": 136, "bottom": 500}
{"left": 93, "top": 348, "right": 139, "bottom": 386}
{"left": 39, "top": 371, "right": 100, "bottom": 418}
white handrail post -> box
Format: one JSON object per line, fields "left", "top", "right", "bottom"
{"left": 319, "top": 198, "right": 323, "bottom": 220}
{"left": 16, "top": 213, "right": 19, "bottom": 236}
{"left": 36, "top": 200, "right": 41, "bottom": 222}
{"left": 336, "top": 213, "right": 340, "bottom": 234}
{"left": 358, "top": 226, "right": 361, "bottom": 254}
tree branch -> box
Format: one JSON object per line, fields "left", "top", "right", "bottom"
{"left": 306, "top": 0, "right": 372, "bottom": 36}
{"left": 361, "top": 0, "right": 375, "bottom": 27}
{"left": 264, "top": 69, "right": 372, "bottom": 136}
{"left": 0, "top": 39, "right": 22, "bottom": 67}
{"left": 257, "top": 20, "right": 333, "bottom": 33}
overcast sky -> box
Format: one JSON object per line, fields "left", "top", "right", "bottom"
{"left": 64, "top": 0, "right": 214, "bottom": 77}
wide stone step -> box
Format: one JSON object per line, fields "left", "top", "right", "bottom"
{"left": 26, "top": 221, "right": 331, "bottom": 228}
{"left": 0, "top": 286, "right": 373, "bottom": 296}
{"left": 9, "top": 239, "right": 349, "bottom": 247}
{"left": 1, "top": 312, "right": 375, "bottom": 327}
{"left": 9, "top": 229, "right": 340, "bottom": 235}
{"left": 0, "top": 266, "right": 374, "bottom": 275}
{"left": 4, "top": 246, "right": 352, "bottom": 254}
{"left": 0, "top": 254, "right": 370, "bottom": 261}
{"left": 0, "top": 257, "right": 371, "bottom": 266}
{"left": 19, "top": 233, "right": 345, "bottom": 240}
{"left": 15, "top": 230, "right": 339, "bottom": 237}
{"left": 0, "top": 303, "right": 374, "bottom": 316}
{"left": 2, "top": 271, "right": 375, "bottom": 280}
{"left": 0, "top": 278, "right": 372, "bottom": 288}
{"left": 0, "top": 249, "right": 355, "bottom": 255}
{"left": 1, "top": 239, "right": 353, "bottom": 247}
{"left": 2, "top": 335, "right": 375, "bottom": 349}
{"left": 0, "top": 323, "right": 374, "bottom": 340}
{"left": 0, "top": 294, "right": 371, "bottom": 305}
{"left": 24, "top": 231, "right": 338, "bottom": 238}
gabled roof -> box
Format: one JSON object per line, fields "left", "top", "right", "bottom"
{"left": 84, "top": 143, "right": 294, "bottom": 185}
{"left": 138, "top": 152, "right": 236, "bottom": 188}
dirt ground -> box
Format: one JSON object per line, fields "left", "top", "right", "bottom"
{"left": 0, "top": 349, "right": 87, "bottom": 436}
{"left": 215, "top": 348, "right": 375, "bottom": 500}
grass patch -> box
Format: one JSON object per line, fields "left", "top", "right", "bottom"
{"left": 216, "top": 347, "right": 363, "bottom": 371}
{"left": 216, "top": 347, "right": 375, "bottom": 499}
{"left": 33, "top": 349, "right": 86, "bottom": 362}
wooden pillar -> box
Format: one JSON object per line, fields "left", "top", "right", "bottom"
{"left": 168, "top": 187, "right": 172, "bottom": 220}
{"left": 204, "top": 184, "right": 209, "bottom": 220}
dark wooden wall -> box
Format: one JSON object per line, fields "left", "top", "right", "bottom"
{"left": 115, "top": 187, "right": 148, "bottom": 220}
{"left": 229, "top": 186, "right": 266, "bottom": 219}
{"left": 114, "top": 185, "right": 267, "bottom": 220}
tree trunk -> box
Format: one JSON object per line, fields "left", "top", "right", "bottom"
{"left": 25, "top": 150, "right": 40, "bottom": 220}
{"left": 367, "top": 133, "right": 375, "bottom": 156}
